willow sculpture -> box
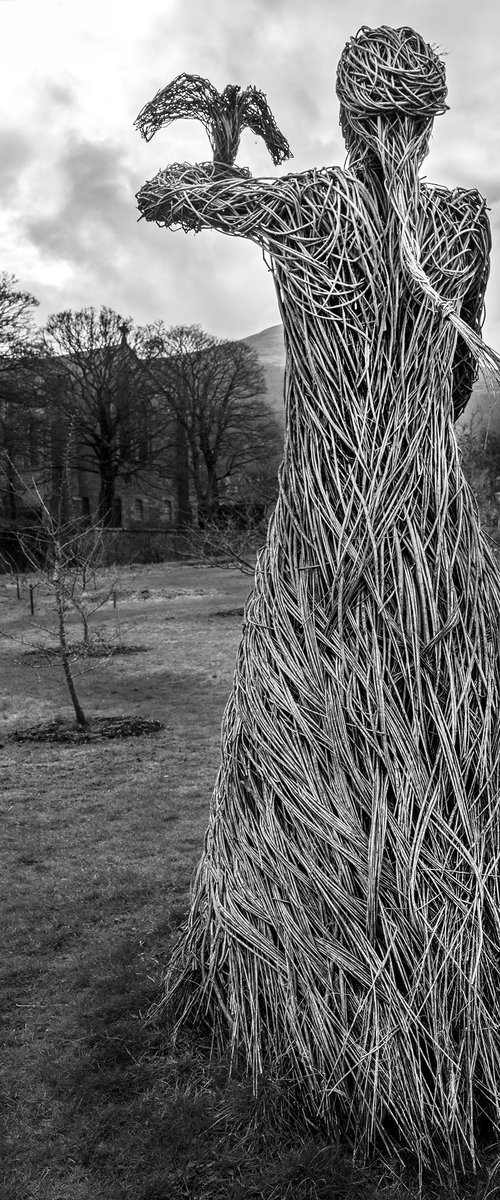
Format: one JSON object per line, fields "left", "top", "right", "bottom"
{"left": 136, "top": 26, "right": 500, "bottom": 1172}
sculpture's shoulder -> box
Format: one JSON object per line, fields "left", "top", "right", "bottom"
{"left": 276, "top": 165, "right": 376, "bottom": 223}
{"left": 420, "top": 182, "right": 492, "bottom": 305}
{"left": 421, "top": 181, "right": 490, "bottom": 233}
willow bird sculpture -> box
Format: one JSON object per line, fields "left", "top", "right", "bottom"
{"left": 134, "top": 72, "right": 291, "bottom": 167}
{"left": 136, "top": 26, "right": 500, "bottom": 1175}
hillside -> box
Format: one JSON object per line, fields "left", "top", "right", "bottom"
{"left": 242, "top": 325, "right": 285, "bottom": 424}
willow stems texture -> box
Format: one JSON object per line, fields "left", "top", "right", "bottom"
{"left": 137, "top": 26, "right": 500, "bottom": 1175}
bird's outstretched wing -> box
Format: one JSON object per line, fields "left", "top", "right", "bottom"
{"left": 224, "top": 85, "right": 291, "bottom": 166}
{"left": 134, "top": 73, "right": 221, "bottom": 143}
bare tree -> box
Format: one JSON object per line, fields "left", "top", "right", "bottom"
{"left": 40, "top": 306, "right": 176, "bottom": 525}
{"left": 0, "top": 469, "right": 118, "bottom": 730}
{"left": 136, "top": 323, "right": 283, "bottom": 524}
{"left": 178, "top": 506, "right": 271, "bottom": 573}
{"left": 0, "top": 272, "right": 40, "bottom": 359}
{"left": 0, "top": 273, "right": 45, "bottom": 521}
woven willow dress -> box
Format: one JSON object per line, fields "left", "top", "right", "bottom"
{"left": 138, "top": 161, "right": 500, "bottom": 1154}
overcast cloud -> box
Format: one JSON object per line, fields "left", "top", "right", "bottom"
{"left": 0, "top": 0, "right": 499, "bottom": 344}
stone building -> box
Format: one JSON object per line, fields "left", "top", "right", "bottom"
{"left": 0, "top": 332, "right": 189, "bottom": 565}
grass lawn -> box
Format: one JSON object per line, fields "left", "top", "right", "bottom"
{"left": 0, "top": 562, "right": 497, "bottom": 1199}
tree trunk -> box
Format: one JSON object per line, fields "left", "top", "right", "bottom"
{"left": 98, "top": 472, "right": 116, "bottom": 526}
{"left": 6, "top": 456, "right": 17, "bottom": 520}
{"left": 204, "top": 466, "right": 220, "bottom": 518}
{"left": 50, "top": 419, "right": 72, "bottom": 524}
{"left": 53, "top": 546, "right": 88, "bottom": 728}
{"left": 175, "top": 420, "right": 192, "bottom": 527}
{"left": 189, "top": 447, "right": 206, "bottom": 527}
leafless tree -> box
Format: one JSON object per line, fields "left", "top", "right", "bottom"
{"left": 136, "top": 323, "right": 282, "bottom": 525}
{"left": 40, "top": 306, "right": 176, "bottom": 524}
{"left": 0, "top": 273, "right": 45, "bottom": 521}
{"left": 1, "top": 462, "right": 122, "bottom": 729}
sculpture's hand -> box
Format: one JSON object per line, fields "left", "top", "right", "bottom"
{"left": 135, "top": 74, "right": 293, "bottom": 241}
{"left": 136, "top": 161, "right": 252, "bottom": 231}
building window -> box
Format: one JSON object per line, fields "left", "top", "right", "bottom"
{"left": 162, "top": 499, "right": 172, "bottom": 522}
{"left": 134, "top": 498, "right": 144, "bottom": 521}
{"left": 81, "top": 496, "right": 90, "bottom": 517}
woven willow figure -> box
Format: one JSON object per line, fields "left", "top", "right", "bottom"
{"left": 136, "top": 27, "right": 500, "bottom": 1171}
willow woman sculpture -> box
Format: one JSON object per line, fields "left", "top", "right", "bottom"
{"left": 136, "top": 26, "right": 500, "bottom": 1169}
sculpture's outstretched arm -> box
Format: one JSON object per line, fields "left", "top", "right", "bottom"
{"left": 135, "top": 161, "right": 297, "bottom": 249}
{"left": 452, "top": 194, "right": 493, "bottom": 422}
{"left": 135, "top": 72, "right": 292, "bottom": 245}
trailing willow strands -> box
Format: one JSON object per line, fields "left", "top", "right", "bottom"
{"left": 136, "top": 26, "right": 500, "bottom": 1173}
{"left": 336, "top": 26, "right": 500, "bottom": 392}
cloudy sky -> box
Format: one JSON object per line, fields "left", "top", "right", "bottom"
{"left": 1, "top": 0, "right": 499, "bottom": 345}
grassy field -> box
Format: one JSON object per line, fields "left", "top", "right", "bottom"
{"left": 0, "top": 561, "right": 498, "bottom": 1199}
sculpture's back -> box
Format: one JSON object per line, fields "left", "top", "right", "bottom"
{"left": 136, "top": 25, "right": 500, "bottom": 1175}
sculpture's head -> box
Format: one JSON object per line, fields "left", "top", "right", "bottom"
{"left": 336, "top": 26, "right": 448, "bottom": 174}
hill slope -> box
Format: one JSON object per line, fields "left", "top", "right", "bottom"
{"left": 242, "top": 325, "right": 285, "bottom": 424}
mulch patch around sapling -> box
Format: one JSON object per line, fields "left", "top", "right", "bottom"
{"left": 21, "top": 643, "right": 148, "bottom": 666}
{"left": 211, "top": 607, "right": 245, "bottom": 618}
{"left": 9, "top": 715, "right": 165, "bottom": 743}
